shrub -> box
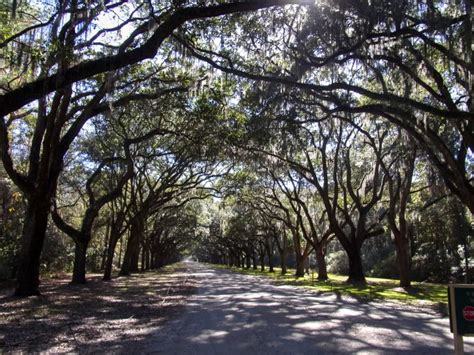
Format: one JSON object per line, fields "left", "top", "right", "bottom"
{"left": 326, "top": 250, "right": 349, "bottom": 275}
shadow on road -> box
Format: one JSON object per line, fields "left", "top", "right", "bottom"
{"left": 89, "top": 262, "right": 471, "bottom": 354}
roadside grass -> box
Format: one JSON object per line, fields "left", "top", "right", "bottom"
{"left": 214, "top": 265, "right": 447, "bottom": 306}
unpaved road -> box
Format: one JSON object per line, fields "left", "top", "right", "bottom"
{"left": 143, "top": 262, "right": 473, "bottom": 354}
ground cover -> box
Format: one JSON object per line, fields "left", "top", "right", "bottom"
{"left": 0, "top": 263, "right": 196, "bottom": 353}
{"left": 217, "top": 265, "right": 447, "bottom": 307}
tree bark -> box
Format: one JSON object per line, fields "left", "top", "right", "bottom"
{"left": 120, "top": 235, "right": 137, "bottom": 276}
{"left": 103, "top": 237, "right": 118, "bottom": 281}
{"left": 346, "top": 248, "right": 366, "bottom": 284}
{"left": 264, "top": 240, "right": 274, "bottom": 272}
{"left": 295, "top": 255, "right": 305, "bottom": 277}
{"left": 245, "top": 254, "right": 250, "bottom": 269}
{"left": 395, "top": 235, "right": 411, "bottom": 288}
{"left": 14, "top": 198, "right": 50, "bottom": 296}
{"left": 145, "top": 246, "right": 150, "bottom": 271}
{"left": 100, "top": 222, "right": 110, "bottom": 271}
{"left": 103, "top": 219, "right": 124, "bottom": 281}
{"left": 129, "top": 241, "right": 141, "bottom": 273}
{"left": 120, "top": 216, "right": 143, "bottom": 275}
{"left": 279, "top": 238, "right": 288, "bottom": 275}
{"left": 315, "top": 246, "right": 328, "bottom": 281}
{"left": 140, "top": 244, "right": 146, "bottom": 272}
{"left": 259, "top": 252, "right": 265, "bottom": 271}
{"left": 71, "top": 240, "right": 88, "bottom": 284}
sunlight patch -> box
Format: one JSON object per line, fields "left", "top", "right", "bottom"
{"left": 188, "top": 330, "right": 229, "bottom": 344}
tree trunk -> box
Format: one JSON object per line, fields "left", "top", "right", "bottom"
{"left": 252, "top": 253, "right": 258, "bottom": 270}
{"left": 103, "top": 237, "right": 119, "bottom": 281}
{"left": 295, "top": 259, "right": 305, "bottom": 277}
{"left": 291, "top": 229, "right": 308, "bottom": 277}
{"left": 120, "top": 217, "right": 143, "bottom": 276}
{"left": 71, "top": 239, "right": 88, "bottom": 284}
{"left": 315, "top": 246, "right": 328, "bottom": 281}
{"left": 150, "top": 253, "right": 155, "bottom": 270}
{"left": 100, "top": 222, "right": 110, "bottom": 271}
{"left": 279, "top": 247, "right": 287, "bottom": 275}
{"left": 265, "top": 241, "right": 274, "bottom": 272}
{"left": 304, "top": 256, "right": 310, "bottom": 274}
{"left": 129, "top": 242, "right": 141, "bottom": 273}
{"left": 245, "top": 254, "right": 250, "bottom": 269}
{"left": 118, "top": 234, "right": 124, "bottom": 266}
{"left": 268, "top": 254, "right": 274, "bottom": 272}
{"left": 395, "top": 234, "right": 411, "bottom": 288}
{"left": 145, "top": 246, "right": 150, "bottom": 271}
{"left": 346, "top": 248, "right": 366, "bottom": 284}
{"left": 14, "top": 198, "right": 50, "bottom": 296}
{"left": 120, "top": 234, "right": 138, "bottom": 276}
{"left": 140, "top": 244, "right": 146, "bottom": 272}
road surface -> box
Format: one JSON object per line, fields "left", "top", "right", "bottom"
{"left": 144, "top": 262, "right": 473, "bottom": 354}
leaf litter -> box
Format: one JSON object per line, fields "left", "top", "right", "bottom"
{"left": 0, "top": 263, "right": 196, "bottom": 353}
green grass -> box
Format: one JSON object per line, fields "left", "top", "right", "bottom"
{"left": 215, "top": 264, "right": 447, "bottom": 306}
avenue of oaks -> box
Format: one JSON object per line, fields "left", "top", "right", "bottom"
{"left": 0, "top": 0, "right": 471, "bottom": 296}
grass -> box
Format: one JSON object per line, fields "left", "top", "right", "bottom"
{"left": 215, "top": 264, "right": 447, "bottom": 306}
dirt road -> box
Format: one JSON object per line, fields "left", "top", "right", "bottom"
{"left": 144, "top": 262, "right": 473, "bottom": 354}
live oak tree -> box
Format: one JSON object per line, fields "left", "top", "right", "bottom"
{"left": 376, "top": 127, "right": 417, "bottom": 288}
{"left": 269, "top": 169, "right": 333, "bottom": 280}
{"left": 52, "top": 145, "right": 133, "bottom": 284}
{"left": 250, "top": 114, "right": 387, "bottom": 284}
{"left": 255, "top": 171, "right": 312, "bottom": 277}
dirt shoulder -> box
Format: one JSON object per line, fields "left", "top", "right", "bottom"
{"left": 0, "top": 264, "right": 196, "bottom": 353}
